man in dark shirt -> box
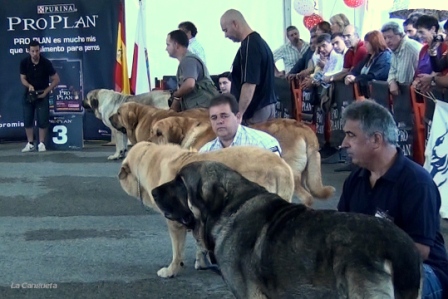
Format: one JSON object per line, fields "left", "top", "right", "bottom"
{"left": 338, "top": 100, "right": 448, "bottom": 299}
{"left": 220, "top": 9, "right": 277, "bottom": 125}
{"left": 20, "top": 40, "right": 60, "bottom": 152}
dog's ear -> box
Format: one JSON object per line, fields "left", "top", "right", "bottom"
{"left": 118, "top": 162, "right": 130, "bottom": 180}
{"left": 127, "top": 111, "right": 138, "bottom": 129}
{"left": 90, "top": 98, "right": 99, "bottom": 110}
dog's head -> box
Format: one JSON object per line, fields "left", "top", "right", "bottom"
{"left": 84, "top": 89, "right": 103, "bottom": 118}
{"left": 109, "top": 102, "right": 141, "bottom": 134}
{"left": 151, "top": 161, "right": 266, "bottom": 249}
{"left": 149, "top": 116, "right": 197, "bottom": 144}
{"left": 118, "top": 141, "right": 158, "bottom": 209}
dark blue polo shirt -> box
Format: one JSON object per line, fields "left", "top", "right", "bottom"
{"left": 231, "top": 32, "right": 277, "bottom": 120}
{"left": 20, "top": 55, "right": 56, "bottom": 92}
{"left": 338, "top": 148, "right": 448, "bottom": 296}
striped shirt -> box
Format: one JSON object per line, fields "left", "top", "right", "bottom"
{"left": 199, "top": 124, "right": 282, "bottom": 155}
{"left": 273, "top": 40, "right": 309, "bottom": 73}
{"left": 188, "top": 37, "right": 206, "bottom": 64}
{"left": 387, "top": 37, "right": 422, "bottom": 84}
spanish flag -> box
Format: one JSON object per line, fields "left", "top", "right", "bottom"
{"left": 114, "top": 1, "right": 130, "bottom": 94}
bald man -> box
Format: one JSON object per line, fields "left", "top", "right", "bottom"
{"left": 220, "top": 9, "right": 277, "bottom": 125}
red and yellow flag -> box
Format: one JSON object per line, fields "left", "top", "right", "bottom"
{"left": 114, "top": 1, "right": 130, "bottom": 94}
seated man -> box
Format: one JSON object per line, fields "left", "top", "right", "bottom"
{"left": 199, "top": 93, "right": 281, "bottom": 155}
{"left": 338, "top": 100, "right": 448, "bottom": 299}
{"left": 381, "top": 21, "right": 422, "bottom": 95}
{"left": 287, "top": 30, "right": 318, "bottom": 81}
{"left": 217, "top": 71, "right": 232, "bottom": 93}
{"left": 273, "top": 26, "right": 309, "bottom": 78}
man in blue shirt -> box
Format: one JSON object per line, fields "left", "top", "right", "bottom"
{"left": 199, "top": 93, "right": 281, "bottom": 155}
{"left": 337, "top": 100, "right": 448, "bottom": 299}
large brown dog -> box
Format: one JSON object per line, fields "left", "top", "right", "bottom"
{"left": 84, "top": 89, "right": 170, "bottom": 159}
{"left": 149, "top": 116, "right": 334, "bottom": 206}
{"left": 118, "top": 141, "right": 294, "bottom": 278}
{"left": 109, "top": 102, "right": 209, "bottom": 145}
{"left": 153, "top": 161, "right": 423, "bottom": 299}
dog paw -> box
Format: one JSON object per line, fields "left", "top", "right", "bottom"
{"left": 157, "top": 263, "right": 183, "bottom": 278}
{"left": 107, "top": 153, "right": 120, "bottom": 160}
{"left": 118, "top": 149, "right": 128, "bottom": 159}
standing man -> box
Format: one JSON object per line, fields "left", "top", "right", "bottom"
{"left": 220, "top": 9, "right": 277, "bottom": 125}
{"left": 178, "top": 21, "right": 206, "bottom": 64}
{"left": 338, "top": 100, "right": 448, "bottom": 299}
{"left": 273, "top": 26, "right": 309, "bottom": 77}
{"left": 20, "top": 40, "right": 60, "bottom": 153}
{"left": 165, "top": 30, "right": 218, "bottom": 111}
{"left": 381, "top": 21, "right": 422, "bottom": 95}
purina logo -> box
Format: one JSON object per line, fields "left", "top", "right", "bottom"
{"left": 37, "top": 4, "right": 77, "bottom": 14}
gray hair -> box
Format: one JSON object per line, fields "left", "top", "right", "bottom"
{"left": 342, "top": 100, "right": 398, "bottom": 146}
{"left": 381, "top": 21, "right": 404, "bottom": 37}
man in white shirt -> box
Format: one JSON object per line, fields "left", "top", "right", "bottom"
{"left": 199, "top": 93, "right": 281, "bottom": 155}
{"left": 178, "top": 21, "right": 207, "bottom": 64}
{"left": 273, "top": 26, "right": 309, "bottom": 77}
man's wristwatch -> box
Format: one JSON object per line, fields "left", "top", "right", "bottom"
{"left": 431, "top": 76, "right": 436, "bottom": 86}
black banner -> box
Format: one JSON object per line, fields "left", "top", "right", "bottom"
{"left": 0, "top": 0, "right": 120, "bottom": 140}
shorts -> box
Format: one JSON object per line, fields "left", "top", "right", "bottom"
{"left": 23, "top": 94, "right": 50, "bottom": 128}
{"left": 245, "top": 103, "right": 276, "bottom": 125}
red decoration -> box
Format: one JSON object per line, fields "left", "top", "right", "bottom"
{"left": 343, "top": 0, "right": 364, "bottom": 8}
{"left": 303, "top": 14, "right": 324, "bottom": 30}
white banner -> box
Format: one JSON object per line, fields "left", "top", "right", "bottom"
{"left": 424, "top": 100, "right": 448, "bottom": 219}
{"left": 130, "top": 0, "right": 151, "bottom": 95}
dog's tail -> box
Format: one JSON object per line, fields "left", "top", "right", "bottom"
{"left": 304, "top": 146, "right": 335, "bottom": 200}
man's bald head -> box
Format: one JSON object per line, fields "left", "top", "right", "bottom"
{"left": 220, "top": 9, "right": 252, "bottom": 42}
{"left": 343, "top": 24, "right": 360, "bottom": 48}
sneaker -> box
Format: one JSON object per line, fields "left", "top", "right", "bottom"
{"left": 38, "top": 142, "right": 46, "bottom": 152}
{"left": 22, "top": 142, "right": 35, "bottom": 152}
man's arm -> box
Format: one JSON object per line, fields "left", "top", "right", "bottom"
{"left": 331, "top": 68, "right": 349, "bottom": 82}
{"left": 239, "top": 83, "right": 256, "bottom": 117}
{"left": 434, "top": 74, "right": 448, "bottom": 88}
{"left": 415, "top": 243, "right": 430, "bottom": 260}
{"left": 172, "top": 78, "right": 195, "bottom": 97}
{"left": 20, "top": 74, "right": 33, "bottom": 91}
{"left": 38, "top": 73, "right": 60, "bottom": 98}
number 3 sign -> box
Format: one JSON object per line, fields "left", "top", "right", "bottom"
{"left": 48, "top": 113, "right": 84, "bottom": 150}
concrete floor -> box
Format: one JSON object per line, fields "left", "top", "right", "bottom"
{"left": 0, "top": 141, "right": 446, "bottom": 299}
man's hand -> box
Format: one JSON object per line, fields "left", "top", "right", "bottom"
{"left": 28, "top": 85, "right": 35, "bottom": 92}
{"left": 300, "top": 77, "right": 313, "bottom": 90}
{"left": 416, "top": 74, "right": 433, "bottom": 93}
{"left": 389, "top": 80, "right": 399, "bottom": 96}
{"left": 287, "top": 73, "right": 297, "bottom": 81}
{"left": 170, "top": 97, "right": 181, "bottom": 112}
{"left": 344, "top": 75, "right": 356, "bottom": 85}
{"left": 275, "top": 70, "right": 285, "bottom": 78}
{"left": 37, "top": 90, "right": 49, "bottom": 99}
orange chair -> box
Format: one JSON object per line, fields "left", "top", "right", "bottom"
{"left": 290, "top": 78, "right": 316, "bottom": 132}
{"left": 291, "top": 78, "right": 302, "bottom": 121}
{"left": 409, "top": 86, "right": 427, "bottom": 165}
{"left": 354, "top": 82, "right": 366, "bottom": 101}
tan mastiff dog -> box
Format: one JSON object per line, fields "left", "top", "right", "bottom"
{"left": 149, "top": 116, "right": 334, "bottom": 206}
{"left": 84, "top": 89, "right": 170, "bottom": 160}
{"left": 149, "top": 116, "right": 216, "bottom": 150}
{"left": 118, "top": 141, "right": 294, "bottom": 278}
{"left": 109, "top": 102, "right": 209, "bottom": 145}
